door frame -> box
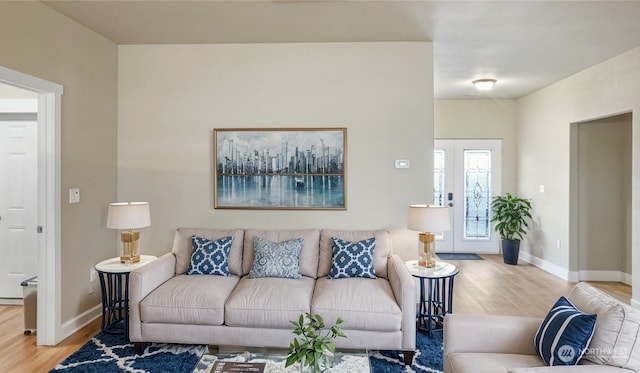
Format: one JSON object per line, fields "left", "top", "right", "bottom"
{"left": 0, "top": 65, "right": 63, "bottom": 345}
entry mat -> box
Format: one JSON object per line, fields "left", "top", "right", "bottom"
{"left": 436, "top": 253, "right": 483, "bottom": 260}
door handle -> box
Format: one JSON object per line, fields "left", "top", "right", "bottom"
{"left": 447, "top": 192, "right": 454, "bottom": 207}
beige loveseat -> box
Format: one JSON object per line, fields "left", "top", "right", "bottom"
{"left": 128, "top": 228, "right": 416, "bottom": 364}
{"left": 444, "top": 282, "right": 640, "bottom": 372}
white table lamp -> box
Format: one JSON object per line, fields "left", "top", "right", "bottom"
{"left": 407, "top": 204, "right": 450, "bottom": 268}
{"left": 107, "top": 202, "right": 150, "bottom": 263}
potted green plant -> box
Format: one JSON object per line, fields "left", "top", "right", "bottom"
{"left": 490, "top": 193, "right": 533, "bottom": 265}
{"left": 285, "top": 313, "right": 346, "bottom": 373}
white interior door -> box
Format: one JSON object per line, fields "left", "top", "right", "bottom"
{"left": 0, "top": 120, "right": 38, "bottom": 298}
{"left": 434, "top": 139, "right": 502, "bottom": 253}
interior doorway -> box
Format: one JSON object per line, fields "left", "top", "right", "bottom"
{"left": 434, "top": 139, "right": 502, "bottom": 253}
{"left": 0, "top": 86, "right": 38, "bottom": 302}
{"left": 0, "top": 65, "right": 63, "bottom": 346}
{"left": 570, "top": 113, "right": 632, "bottom": 285}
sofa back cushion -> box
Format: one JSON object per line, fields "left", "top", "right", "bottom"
{"left": 172, "top": 228, "right": 245, "bottom": 276}
{"left": 243, "top": 229, "right": 320, "bottom": 278}
{"left": 567, "top": 282, "right": 640, "bottom": 371}
{"left": 318, "top": 230, "right": 391, "bottom": 279}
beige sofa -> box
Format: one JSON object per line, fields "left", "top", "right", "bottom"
{"left": 128, "top": 228, "right": 416, "bottom": 364}
{"left": 444, "top": 282, "right": 640, "bottom": 373}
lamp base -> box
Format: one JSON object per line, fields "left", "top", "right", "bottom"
{"left": 418, "top": 232, "right": 436, "bottom": 268}
{"left": 120, "top": 255, "right": 140, "bottom": 264}
{"left": 120, "top": 231, "right": 141, "bottom": 263}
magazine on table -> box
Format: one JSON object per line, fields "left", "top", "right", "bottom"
{"left": 209, "top": 361, "right": 266, "bottom": 373}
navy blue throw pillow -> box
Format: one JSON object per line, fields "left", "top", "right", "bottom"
{"left": 534, "top": 296, "right": 597, "bottom": 366}
{"left": 186, "top": 236, "right": 233, "bottom": 276}
{"left": 327, "top": 237, "right": 376, "bottom": 279}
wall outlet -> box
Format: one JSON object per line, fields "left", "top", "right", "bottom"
{"left": 556, "top": 239, "right": 561, "bottom": 250}
{"left": 89, "top": 268, "right": 97, "bottom": 295}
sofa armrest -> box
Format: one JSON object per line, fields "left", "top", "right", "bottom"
{"left": 128, "top": 252, "right": 176, "bottom": 341}
{"left": 387, "top": 254, "right": 416, "bottom": 351}
{"left": 444, "top": 314, "right": 541, "bottom": 356}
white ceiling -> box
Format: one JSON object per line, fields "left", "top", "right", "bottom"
{"left": 42, "top": 0, "right": 640, "bottom": 99}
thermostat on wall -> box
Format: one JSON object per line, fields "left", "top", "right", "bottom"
{"left": 394, "top": 159, "right": 410, "bottom": 169}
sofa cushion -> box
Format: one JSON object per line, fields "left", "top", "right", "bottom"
{"left": 243, "top": 230, "right": 320, "bottom": 278}
{"left": 311, "top": 277, "right": 401, "bottom": 332}
{"left": 319, "top": 230, "right": 391, "bottom": 279}
{"left": 327, "top": 237, "right": 376, "bottom": 279}
{"left": 172, "top": 228, "right": 244, "bottom": 276}
{"left": 186, "top": 235, "right": 233, "bottom": 276}
{"left": 568, "top": 282, "right": 640, "bottom": 371}
{"left": 446, "top": 352, "right": 545, "bottom": 373}
{"left": 225, "top": 276, "right": 315, "bottom": 328}
{"left": 248, "top": 237, "right": 303, "bottom": 279}
{"left": 140, "top": 274, "right": 240, "bottom": 326}
{"left": 534, "top": 296, "right": 597, "bottom": 366}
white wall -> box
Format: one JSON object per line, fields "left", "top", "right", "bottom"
{"left": 575, "top": 114, "right": 631, "bottom": 278}
{"left": 0, "top": 2, "right": 118, "bottom": 329}
{"left": 0, "top": 83, "right": 37, "bottom": 99}
{"left": 118, "top": 42, "right": 434, "bottom": 261}
{"left": 517, "top": 47, "right": 640, "bottom": 306}
{"left": 435, "top": 99, "right": 517, "bottom": 194}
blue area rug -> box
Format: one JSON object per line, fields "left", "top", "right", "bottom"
{"left": 50, "top": 332, "right": 206, "bottom": 372}
{"left": 51, "top": 330, "right": 442, "bottom": 372}
{"left": 437, "top": 253, "right": 483, "bottom": 260}
{"left": 370, "top": 331, "right": 443, "bottom": 373}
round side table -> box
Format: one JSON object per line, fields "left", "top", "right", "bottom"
{"left": 95, "top": 255, "right": 156, "bottom": 341}
{"left": 405, "top": 260, "right": 459, "bottom": 336}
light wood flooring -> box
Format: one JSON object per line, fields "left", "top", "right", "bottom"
{"left": 0, "top": 254, "right": 632, "bottom": 372}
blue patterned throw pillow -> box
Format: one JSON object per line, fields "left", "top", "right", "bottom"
{"left": 327, "top": 237, "right": 376, "bottom": 279}
{"left": 535, "top": 296, "right": 597, "bottom": 366}
{"left": 186, "top": 236, "right": 234, "bottom": 276}
{"left": 247, "top": 237, "right": 303, "bottom": 279}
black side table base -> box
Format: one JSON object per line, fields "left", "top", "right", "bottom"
{"left": 96, "top": 270, "right": 130, "bottom": 341}
{"left": 416, "top": 274, "right": 455, "bottom": 336}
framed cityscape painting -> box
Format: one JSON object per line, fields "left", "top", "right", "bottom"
{"left": 214, "top": 128, "right": 347, "bottom": 210}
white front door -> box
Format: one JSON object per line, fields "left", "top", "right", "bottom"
{"left": 0, "top": 120, "right": 38, "bottom": 298}
{"left": 434, "top": 139, "right": 502, "bottom": 253}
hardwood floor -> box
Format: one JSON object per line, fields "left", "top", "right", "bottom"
{"left": 0, "top": 254, "right": 632, "bottom": 372}
{"left": 451, "top": 255, "right": 631, "bottom": 318}
{"left": 0, "top": 306, "right": 100, "bottom": 373}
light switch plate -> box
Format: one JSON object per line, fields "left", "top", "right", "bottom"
{"left": 69, "top": 188, "right": 80, "bottom": 203}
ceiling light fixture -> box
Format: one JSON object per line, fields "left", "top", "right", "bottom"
{"left": 472, "top": 78, "right": 497, "bottom": 91}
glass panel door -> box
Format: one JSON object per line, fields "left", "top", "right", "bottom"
{"left": 434, "top": 139, "right": 502, "bottom": 253}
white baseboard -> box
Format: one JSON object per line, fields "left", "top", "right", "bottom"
{"left": 60, "top": 304, "right": 101, "bottom": 341}
{"left": 518, "top": 251, "right": 575, "bottom": 281}
{"left": 518, "top": 252, "right": 632, "bottom": 286}
{"left": 577, "top": 270, "right": 632, "bottom": 285}
{"left": 0, "top": 298, "right": 23, "bottom": 306}
{"left": 520, "top": 251, "right": 638, "bottom": 307}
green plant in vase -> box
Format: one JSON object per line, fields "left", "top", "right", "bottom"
{"left": 490, "top": 192, "right": 533, "bottom": 265}
{"left": 285, "top": 313, "right": 346, "bottom": 373}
